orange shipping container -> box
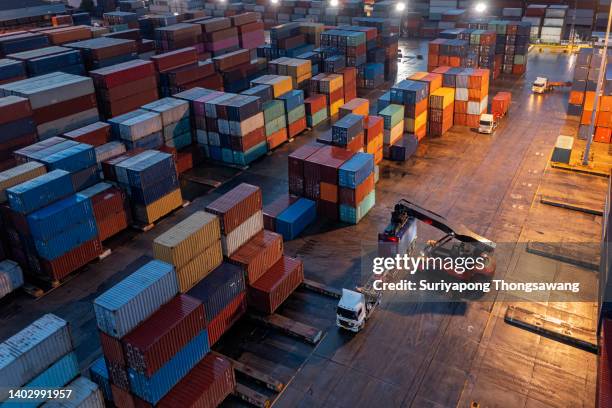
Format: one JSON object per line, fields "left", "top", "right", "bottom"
{"left": 584, "top": 92, "right": 596, "bottom": 111}
{"left": 455, "top": 101, "right": 468, "bottom": 114}
{"left": 597, "top": 111, "right": 612, "bottom": 128}
{"left": 595, "top": 127, "right": 611, "bottom": 143}
{"left": 582, "top": 110, "right": 595, "bottom": 125}
{"left": 320, "top": 182, "right": 338, "bottom": 202}
{"left": 601, "top": 95, "right": 612, "bottom": 112}
{"left": 569, "top": 91, "right": 585, "bottom": 106}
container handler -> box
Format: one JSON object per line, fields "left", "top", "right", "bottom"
{"left": 478, "top": 91, "right": 511, "bottom": 134}
{"left": 336, "top": 200, "right": 496, "bottom": 332}
{"left": 532, "top": 77, "right": 572, "bottom": 94}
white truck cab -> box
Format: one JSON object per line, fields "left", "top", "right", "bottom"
{"left": 478, "top": 113, "right": 496, "bottom": 134}
{"left": 532, "top": 77, "right": 548, "bottom": 94}
{"left": 336, "top": 289, "right": 367, "bottom": 332}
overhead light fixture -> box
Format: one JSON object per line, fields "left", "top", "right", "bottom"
{"left": 330, "top": 0, "right": 339, "bottom": 7}
{"left": 475, "top": 2, "right": 487, "bottom": 13}
{"left": 396, "top": 2, "right": 406, "bottom": 12}
{"left": 271, "top": 0, "right": 279, "bottom": 4}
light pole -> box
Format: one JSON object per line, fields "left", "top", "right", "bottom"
{"left": 583, "top": 1, "right": 612, "bottom": 166}
{"left": 474, "top": 2, "right": 487, "bottom": 15}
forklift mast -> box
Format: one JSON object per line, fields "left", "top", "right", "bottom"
{"left": 384, "top": 199, "right": 496, "bottom": 254}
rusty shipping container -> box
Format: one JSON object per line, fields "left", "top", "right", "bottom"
{"left": 205, "top": 183, "right": 262, "bottom": 234}
{"left": 229, "top": 230, "right": 283, "bottom": 283}
{"left": 248, "top": 256, "right": 304, "bottom": 314}
{"left": 155, "top": 353, "right": 235, "bottom": 408}
{"left": 122, "top": 294, "right": 205, "bottom": 377}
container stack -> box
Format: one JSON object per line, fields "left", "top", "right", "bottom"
{"left": 214, "top": 48, "right": 262, "bottom": 93}
{"left": 102, "top": 28, "right": 155, "bottom": 58}
{"left": 428, "top": 86, "right": 455, "bottom": 137}
{"left": 489, "top": 21, "right": 530, "bottom": 75}
{"left": 5, "top": 170, "right": 103, "bottom": 281}
{"left": 16, "top": 138, "right": 100, "bottom": 192}
{"left": 0, "top": 314, "right": 105, "bottom": 406}
{"left": 305, "top": 93, "right": 328, "bottom": 127}
{"left": 278, "top": 89, "right": 307, "bottom": 139}
{"left": 103, "top": 11, "right": 140, "bottom": 32}
{"left": 452, "top": 68, "right": 490, "bottom": 128}
{"left": 64, "top": 38, "right": 138, "bottom": 71}
{"left": 7, "top": 46, "right": 85, "bottom": 77}
{"left": 0, "top": 72, "right": 99, "bottom": 140}
{"left": 111, "top": 150, "right": 183, "bottom": 226}
{"left": 231, "top": 12, "right": 265, "bottom": 52}
{"left": 364, "top": 115, "right": 384, "bottom": 164}
{"left": 263, "top": 195, "right": 316, "bottom": 240}
{"left": 142, "top": 97, "right": 193, "bottom": 151}
{"left": 523, "top": 5, "right": 546, "bottom": 42}
{"left": 0, "top": 259, "right": 24, "bottom": 299}
{"left": 153, "top": 211, "right": 223, "bottom": 293}
{"left": 199, "top": 17, "right": 240, "bottom": 58}
{"left": 429, "top": 0, "right": 458, "bottom": 22}
{"left": 76, "top": 182, "right": 130, "bottom": 242}
{"left": 378, "top": 104, "right": 405, "bottom": 157}
{"left": 90, "top": 59, "right": 159, "bottom": 119}
{"left": 259, "top": 94, "right": 288, "bottom": 150}
{"left": 194, "top": 91, "right": 267, "bottom": 166}
{"left": 0, "top": 32, "right": 49, "bottom": 58}
{"left": 155, "top": 23, "right": 203, "bottom": 54}
{"left": 390, "top": 80, "right": 428, "bottom": 141}
{"left": 38, "top": 26, "right": 92, "bottom": 46}
{"left": 427, "top": 38, "right": 468, "bottom": 71}
{"left": 153, "top": 48, "right": 222, "bottom": 96}
{"left": 541, "top": 5, "right": 567, "bottom": 44}
{"left": 268, "top": 57, "right": 312, "bottom": 91}
{"left": 338, "top": 152, "right": 375, "bottom": 224}
{"left": 332, "top": 113, "right": 364, "bottom": 153}
{"left": 0, "top": 96, "right": 36, "bottom": 171}
{"left": 258, "top": 22, "right": 322, "bottom": 59}
{"left": 309, "top": 72, "right": 345, "bottom": 117}
{"left": 108, "top": 109, "right": 164, "bottom": 151}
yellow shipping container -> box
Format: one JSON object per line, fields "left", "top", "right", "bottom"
{"left": 133, "top": 188, "right": 183, "bottom": 225}
{"left": 251, "top": 75, "right": 293, "bottom": 97}
{"left": 327, "top": 74, "right": 343, "bottom": 92}
{"left": 384, "top": 120, "right": 404, "bottom": 145}
{"left": 339, "top": 98, "right": 369, "bottom": 117}
{"left": 153, "top": 211, "right": 220, "bottom": 269}
{"left": 330, "top": 99, "right": 344, "bottom": 116}
{"left": 176, "top": 241, "right": 223, "bottom": 292}
{"left": 404, "top": 111, "right": 427, "bottom": 133}
{"left": 0, "top": 162, "right": 46, "bottom": 203}
{"left": 430, "top": 87, "right": 455, "bottom": 109}
{"left": 287, "top": 59, "right": 311, "bottom": 78}
{"left": 409, "top": 72, "right": 428, "bottom": 81}
{"left": 366, "top": 133, "right": 383, "bottom": 155}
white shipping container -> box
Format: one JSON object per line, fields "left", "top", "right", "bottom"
{"left": 142, "top": 97, "right": 189, "bottom": 126}
{"left": 93, "top": 260, "right": 178, "bottom": 338}
{"left": 36, "top": 108, "right": 100, "bottom": 141}
{"left": 42, "top": 377, "right": 105, "bottom": 408}
{"left": 222, "top": 210, "right": 264, "bottom": 256}
{"left": 0, "top": 260, "right": 24, "bottom": 299}
{"left": 0, "top": 73, "right": 95, "bottom": 110}
{"left": 95, "top": 141, "right": 126, "bottom": 165}
{"left": 0, "top": 162, "right": 46, "bottom": 203}
{"left": 455, "top": 88, "right": 468, "bottom": 102}
{"left": 543, "top": 18, "right": 565, "bottom": 28}
{"left": 229, "top": 112, "right": 265, "bottom": 136}
{"left": 118, "top": 111, "right": 163, "bottom": 142}
{"left": 0, "top": 314, "right": 72, "bottom": 401}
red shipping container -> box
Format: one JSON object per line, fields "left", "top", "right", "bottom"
{"left": 345, "top": 132, "right": 364, "bottom": 153}
{"left": 288, "top": 116, "right": 306, "bottom": 138}
{"left": 155, "top": 353, "right": 235, "bottom": 408}
{"left": 266, "top": 128, "right": 288, "bottom": 150}
{"left": 176, "top": 149, "right": 194, "bottom": 174}
{"left": 40, "top": 238, "right": 102, "bottom": 281}
{"left": 151, "top": 47, "right": 199, "bottom": 73}
{"left": 230, "top": 12, "right": 259, "bottom": 26}
{"left": 62, "top": 121, "right": 110, "bottom": 147}
{"left": 237, "top": 21, "right": 264, "bottom": 34}
{"left": 364, "top": 116, "right": 383, "bottom": 144}
{"left": 205, "top": 183, "right": 262, "bottom": 234}
{"left": 100, "top": 88, "right": 159, "bottom": 118}
{"left": 122, "top": 294, "right": 205, "bottom": 377}
{"left": 100, "top": 330, "right": 125, "bottom": 366}
{"left": 91, "top": 186, "right": 127, "bottom": 220}
{"left": 231, "top": 127, "right": 265, "bottom": 151}
{"left": 316, "top": 198, "right": 338, "bottom": 220}
{"left": 0, "top": 96, "right": 32, "bottom": 126}
{"left": 247, "top": 256, "right": 304, "bottom": 314}
{"left": 111, "top": 383, "right": 143, "bottom": 408}
{"left": 97, "top": 210, "right": 130, "bottom": 242}
{"left": 305, "top": 94, "right": 327, "bottom": 116}
{"left": 207, "top": 292, "right": 247, "bottom": 346}
{"left": 304, "top": 145, "right": 354, "bottom": 185}
{"left": 33, "top": 93, "right": 97, "bottom": 124}
{"left": 99, "top": 77, "right": 158, "bottom": 102}
{"left": 229, "top": 230, "right": 283, "bottom": 283}
{"left": 287, "top": 142, "right": 324, "bottom": 196}
{"left": 263, "top": 194, "right": 296, "bottom": 231}
{"left": 90, "top": 60, "right": 156, "bottom": 89}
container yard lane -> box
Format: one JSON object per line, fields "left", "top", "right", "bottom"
{"left": 0, "top": 40, "right": 597, "bottom": 408}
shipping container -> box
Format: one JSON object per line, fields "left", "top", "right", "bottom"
{"left": 93, "top": 260, "right": 178, "bottom": 338}
{"left": 206, "top": 183, "right": 262, "bottom": 235}
{"left": 229, "top": 230, "right": 284, "bottom": 283}
{"left": 0, "top": 314, "right": 72, "bottom": 401}
{"left": 247, "top": 256, "right": 304, "bottom": 314}
{"left": 42, "top": 376, "right": 105, "bottom": 408}
{"left": 122, "top": 294, "right": 205, "bottom": 377}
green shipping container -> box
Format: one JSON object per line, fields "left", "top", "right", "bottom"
{"left": 263, "top": 100, "right": 285, "bottom": 123}
{"left": 265, "top": 116, "right": 286, "bottom": 136}
{"left": 307, "top": 109, "right": 328, "bottom": 127}
{"left": 379, "top": 104, "right": 404, "bottom": 129}
{"left": 287, "top": 105, "right": 306, "bottom": 124}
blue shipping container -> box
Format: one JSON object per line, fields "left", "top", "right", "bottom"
{"left": 339, "top": 152, "right": 374, "bottom": 189}
{"left": 27, "top": 194, "right": 95, "bottom": 241}
{"left": 277, "top": 89, "right": 304, "bottom": 113}
{"left": 33, "top": 221, "right": 98, "bottom": 260}
{"left": 276, "top": 198, "right": 316, "bottom": 240}
{"left": 128, "top": 330, "right": 209, "bottom": 404}
{"left": 40, "top": 143, "right": 96, "bottom": 173}
{"left": 6, "top": 170, "right": 74, "bottom": 214}
{"left": 89, "top": 357, "right": 112, "bottom": 402}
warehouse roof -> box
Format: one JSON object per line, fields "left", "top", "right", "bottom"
{"left": 0, "top": 1, "right": 66, "bottom": 22}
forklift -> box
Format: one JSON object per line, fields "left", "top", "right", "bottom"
{"left": 336, "top": 200, "right": 496, "bottom": 332}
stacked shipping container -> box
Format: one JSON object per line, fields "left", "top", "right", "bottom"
{"left": 0, "top": 96, "right": 37, "bottom": 170}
